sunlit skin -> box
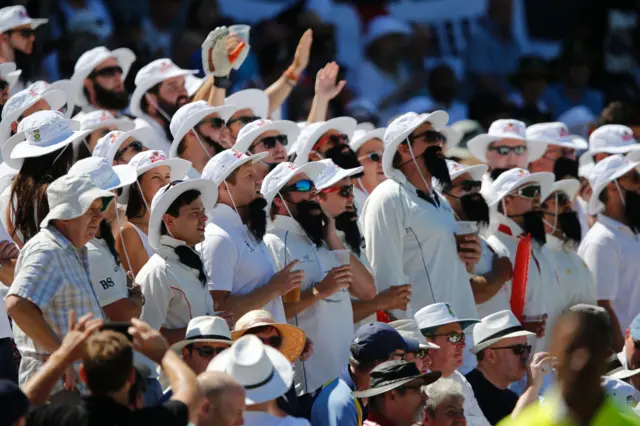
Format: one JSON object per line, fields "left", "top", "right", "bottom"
{"left": 273, "top": 173, "right": 317, "bottom": 217}
{"left": 356, "top": 138, "right": 386, "bottom": 194}
{"left": 113, "top": 137, "right": 149, "bottom": 165}
{"left": 479, "top": 336, "right": 530, "bottom": 384}
{"left": 317, "top": 177, "right": 352, "bottom": 218}
{"left": 219, "top": 162, "right": 257, "bottom": 209}
{"left": 163, "top": 197, "right": 208, "bottom": 247}
{"left": 502, "top": 183, "right": 540, "bottom": 226}
{"left": 529, "top": 145, "right": 576, "bottom": 174}
{"left": 422, "top": 396, "right": 466, "bottom": 426}
{"left": 86, "top": 125, "right": 118, "bottom": 153}
{"left": 181, "top": 112, "right": 231, "bottom": 172}
{"left": 227, "top": 107, "right": 256, "bottom": 138}
{"left": 308, "top": 129, "right": 344, "bottom": 162}
{"left": 425, "top": 323, "right": 464, "bottom": 377}
{"left": 136, "top": 166, "right": 172, "bottom": 212}
{"left": 378, "top": 382, "right": 427, "bottom": 426}
{"left": 10, "top": 99, "right": 51, "bottom": 134}
{"left": 250, "top": 129, "right": 288, "bottom": 163}
{"left": 541, "top": 190, "right": 573, "bottom": 237}
{"left": 485, "top": 138, "right": 528, "bottom": 170}
{"left": 146, "top": 76, "right": 188, "bottom": 121}
{"left": 199, "top": 388, "right": 245, "bottom": 426}
{"left": 4, "top": 24, "right": 36, "bottom": 55}
{"left": 180, "top": 342, "right": 230, "bottom": 375}
{"left": 84, "top": 57, "right": 127, "bottom": 108}
{"left": 404, "top": 351, "right": 430, "bottom": 374}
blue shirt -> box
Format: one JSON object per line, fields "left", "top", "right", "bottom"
{"left": 542, "top": 83, "right": 604, "bottom": 118}
{"left": 310, "top": 365, "right": 364, "bottom": 426}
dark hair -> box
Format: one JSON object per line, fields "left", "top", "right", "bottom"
{"left": 160, "top": 189, "right": 201, "bottom": 235}
{"left": 125, "top": 176, "right": 148, "bottom": 219}
{"left": 140, "top": 83, "right": 161, "bottom": 116}
{"left": 269, "top": 201, "right": 279, "bottom": 221}
{"left": 10, "top": 145, "right": 74, "bottom": 241}
{"left": 83, "top": 331, "right": 133, "bottom": 396}
{"left": 476, "top": 350, "right": 486, "bottom": 361}
{"left": 75, "top": 137, "right": 92, "bottom": 162}
{"left": 98, "top": 220, "right": 121, "bottom": 266}
{"left": 599, "top": 186, "right": 609, "bottom": 205}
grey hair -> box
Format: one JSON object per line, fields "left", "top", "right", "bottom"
{"left": 423, "top": 378, "right": 465, "bottom": 416}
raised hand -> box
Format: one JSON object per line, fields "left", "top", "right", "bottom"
{"left": 314, "top": 61, "right": 346, "bottom": 102}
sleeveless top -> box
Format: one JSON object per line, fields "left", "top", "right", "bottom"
{"left": 129, "top": 222, "right": 154, "bottom": 257}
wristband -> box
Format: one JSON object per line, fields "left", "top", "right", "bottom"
{"left": 214, "top": 75, "right": 232, "bottom": 89}
{"left": 283, "top": 67, "right": 299, "bottom": 85}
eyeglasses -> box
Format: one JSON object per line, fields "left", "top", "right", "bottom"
{"left": 321, "top": 184, "right": 353, "bottom": 198}
{"left": 114, "top": 140, "right": 144, "bottom": 161}
{"left": 191, "top": 345, "right": 228, "bottom": 359}
{"left": 428, "top": 332, "right": 465, "bottom": 344}
{"left": 358, "top": 152, "right": 382, "bottom": 163}
{"left": 282, "top": 179, "right": 315, "bottom": 193}
{"left": 256, "top": 335, "right": 283, "bottom": 349}
{"left": 487, "top": 145, "right": 527, "bottom": 156}
{"left": 7, "top": 28, "right": 35, "bottom": 38}
{"left": 514, "top": 184, "right": 541, "bottom": 199}
{"left": 446, "top": 179, "right": 482, "bottom": 194}
{"left": 227, "top": 115, "right": 260, "bottom": 127}
{"left": 89, "top": 65, "right": 124, "bottom": 78}
{"left": 410, "top": 130, "right": 445, "bottom": 144}
{"left": 253, "top": 134, "right": 288, "bottom": 150}
{"left": 199, "top": 117, "right": 226, "bottom": 129}
{"left": 490, "top": 344, "right": 532, "bottom": 355}
{"left": 313, "top": 133, "right": 349, "bottom": 151}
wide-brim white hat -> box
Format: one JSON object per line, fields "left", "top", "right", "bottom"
{"left": 389, "top": 319, "right": 440, "bottom": 350}
{"left": 130, "top": 66, "right": 197, "bottom": 118}
{"left": 10, "top": 124, "right": 91, "bottom": 160}
{"left": 542, "top": 178, "right": 580, "bottom": 201}
{"left": 202, "top": 149, "right": 267, "bottom": 186}
{"left": 525, "top": 122, "right": 588, "bottom": 150}
{"left": 446, "top": 160, "right": 488, "bottom": 182}
{"left": 170, "top": 104, "right": 236, "bottom": 158}
{"left": 148, "top": 179, "right": 218, "bottom": 250}
{"left": 92, "top": 126, "right": 156, "bottom": 164}
{"left": 0, "top": 6, "right": 48, "bottom": 34}
{"left": 73, "top": 110, "right": 135, "bottom": 133}
{"left": 170, "top": 316, "right": 233, "bottom": 353}
{"left": 69, "top": 156, "right": 137, "bottom": 192}
{"left": 224, "top": 89, "right": 269, "bottom": 119}
{"left": 488, "top": 169, "right": 555, "bottom": 207}
{"left": 315, "top": 159, "right": 363, "bottom": 190}
{"left": 608, "top": 367, "right": 640, "bottom": 381}
{"left": 233, "top": 119, "right": 300, "bottom": 154}
{"left": 292, "top": 117, "right": 358, "bottom": 166}
{"left": 415, "top": 302, "right": 479, "bottom": 333}
{"left": 0, "top": 62, "right": 21, "bottom": 89}
{"left": 260, "top": 161, "right": 326, "bottom": 208}
{"left": 46, "top": 80, "right": 76, "bottom": 119}
{"left": 185, "top": 74, "right": 205, "bottom": 97}
{"left": 588, "top": 155, "right": 640, "bottom": 215}
{"left": 470, "top": 310, "right": 535, "bottom": 354}
{"left": 349, "top": 127, "right": 385, "bottom": 153}
{"left": 467, "top": 133, "right": 548, "bottom": 163}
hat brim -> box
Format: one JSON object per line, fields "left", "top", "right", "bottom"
{"left": 316, "top": 165, "right": 364, "bottom": 190}
{"left": 110, "top": 165, "right": 138, "bottom": 190}
{"left": 588, "top": 160, "right": 640, "bottom": 215}
{"left": 148, "top": 179, "right": 218, "bottom": 250}
{"left": 449, "top": 164, "right": 488, "bottom": 182}
{"left": 443, "top": 127, "right": 463, "bottom": 153}
{"left": 186, "top": 75, "right": 206, "bottom": 97}
{"left": 130, "top": 68, "right": 197, "bottom": 118}
{"left": 591, "top": 144, "right": 640, "bottom": 155}
{"left": 40, "top": 186, "right": 114, "bottom": 228}
{"left": 224, "top": 89, "right": 269, "bottom": 119}
{"left": 231, "top": 322, "right": 307, "bottom": 363}
{"left": 543, "top": 178, "right": 580, "bottom": 201}
{"left": 47, "top": 80, "right": 76, "bottom": 119}
{"left": 207, "top": 152, "right": 268, "bottom": 186}
{"left": 293, "top": 117, "right": 358, "bottom": 166}
{"left": 608, "top": 368, "right": 640, "bottom": 381}
{"left": 489, "top": 171, "right": 555, "bottom": 207}
{"left": 352, "top": 371, "right": 441, "bottom": 398}
{"left": 530, "top": 134, "right": 588, "bottom": 150}
{"left": 170, "top": 337, "right": 233, "bottom": 353}
{"left": 349, "top": 128, "right": 386, "bottom": 153}
{"left": 467, "top": 134, "right": 549, "bottom": 163}
{"left": 419, "top": 318, "right": 480, "bottom": 335}
{"left": 11, "top": 127, "right": 92, "bottom": 160}
{"left": 233, "top": 120, "right": 301, "bottom": 155}
{"left": 73, "top": 48, "right": 136, "bottom": 106}
{"left": 5, "top": 69, "right": 21, "bottom": 89}
{"left": 170, "top": 105, "right": 237, "bottom": 157}
{"left": 119, "top": 157, "right": 192, "bottom": 204}
{"left": 263, "top": 161, "right": 326, "bottom": 207}
{"left": 469, "top": 330, "right": 535, "bottom": 354}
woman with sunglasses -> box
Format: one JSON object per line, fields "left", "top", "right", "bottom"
{"left": 93, "top": 127, "right": 155, "bottom": 165}
{"left": 349, "top": 128, "right": 386, "bottom": 213}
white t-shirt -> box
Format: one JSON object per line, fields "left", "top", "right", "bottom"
{"left": 578, "top": 214, "right": 640, "bottom": 331}
{"left": 244, "top": 411, "right": 310, "bottom": 426}
{"left": 264, "top": 215, "right": 353, "bottom": 394}
{"left": 199, "top": 204, "right": 285, "bottom": 323}
{"left": 87, "top": 237, "right": 128, "bottom": 307}
{"left": 475, "top": 237, "right": 510, "bottom": 318}
{"left": 545, "top": 235, "right": 596, "bottom": 307}
{"left": 450, "top": 370, "right": 491, "bottom": 426}
{"left": 353, "top": 186, "right": 368, "bottom": 216}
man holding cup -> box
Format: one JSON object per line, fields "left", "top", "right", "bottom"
{"left": 261, "top": 161, "right": 376, "bottom": 393}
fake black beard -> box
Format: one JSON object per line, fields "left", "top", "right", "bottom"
{"left": 324, "top": 145, "right": 364, "bottom": 178}
{"left": 246, "top": 198, "right": 268, "bottom": 241}
{"left": 421, "top": 145, "right": 451, "bottom": 186}
{"left": 519, "top": 211, "right": 547, "bottom": 245}
{"left": 200, "top": 134, "right": 224, "bottom": 157}
{"left": 157, "top": 95, "right": 189, "bottom": 141}
{"left": 93, "top": 81, "right": 130, "bottom": 110}
{"left": 460, "top": 193, "right": 490, "bottom": 227}
{"left": 294, "top": 200, "right": 326, "bottom": 247}
{"left": 554, "top": 157, "right": 579, "bottom": 180}
{"left": 490, "top": 168, "right": 510, "bottom": 181}
{"left": 623, "top": 190, "right": 640, "bottom": 234}
{"left": 335, "top": 211, "right": 362, "bottom": 257}
{"left": 557, "top": 211, "right": 582, "bottom": 244}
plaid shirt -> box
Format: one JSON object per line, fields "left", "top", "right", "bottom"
{"left": 8, "top": 226, "right": 104, "bottom": 387}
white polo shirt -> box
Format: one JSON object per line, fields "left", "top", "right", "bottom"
{"left": 353, "top": 186, "right": 368, "bottom": 215}
{"left": 264, "top": 215, "right": 353, "bottom": 394}
{"left": 545, "top": 234, "right": 596, "bottom": 307}
{"left": 199, "top": 203, "right": 285, "bottom": 323}
{"left": 475, "top": 237, "right": 510, "bottom": 318}
{"left": 87, "top": 237, "right": 129, "bottom": 307}
{"left": 578, "top": 214, "right": 640, "bottom": 330}
{"left": 360, "top": 174, "right": 479, "bottom": 321}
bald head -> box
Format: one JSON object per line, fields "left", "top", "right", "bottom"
{"left": 197, "top": 371, "right": 245, "bottom": 397}
{"left": 197, "top": 372, "right": 245, "bottom": 426}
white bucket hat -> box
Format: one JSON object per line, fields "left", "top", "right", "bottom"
{"left": 442, "top": 126, "right": 464, "bottom": 156}
{"left": 207, "top": 334, "right": 293, "bottom": 405}
{"left": 587, "top": 154, "right": 640, "bottom": 215}
{"left": 467, "top": 119, "right": 547, "bottom": 163}
{"left": 382, "top": 111, "right": 449, "bottom": 179}
{"left": 488, "top": 168, "right": 555, "bottom": 207}
{"left": 389, "top": 319, "right": 440, "bottom": 350}
{"left": 233, "top": 119, "right": 300, "bottom": 155}
{"left": 169, "top": 100, "right": 236, "bottom": 158}
{"left": 185, "top": 74, "right": 205, "bottom": 97}
{"left": 170, "top": 316, "right": 233, "bottom": 353}
{"left": 71, "top": 46, "right": 136, "bottom": 107}
{"left": 92, "top": 127, "right": 154, "bottom": 164}
{"left": 314, "top": 159, "right": 363, "bottom": 191}
{"left": 74, "top": 110, "right": 135, "bottom": 132}
{"left": 542, "top": 178, "right": 580, "bottom": 202}
{"left": 68, "top": 156, "right": 137, "bottom": 191}
{"left": 202, "top": 148, "right": 267, "bottom": 186}
{"left": 349, "top": 127, "right": 385, "bottom": 153}
{"left": 363, "top": 15, "right": 411, "bottom": 47}
{"left": 414, "top": 302, "right": 480, "bottom": 333}
{"left": 588, "top": 124, "right": 640, "bottom": 155}
{"left": 525, "top": 122, "right": 588, "bottom": 150}
{"left": 0, "top": 62, "right": 21, "bottom": 89}
{"left": 446, "top": 160, "right": 487, "bottom": 182}
{"left": 130, "top": 58, "right": 197, "bottom": 118}
{"left": 224, "top": 88, "right": 269, "bottom": 120}
{"left": 40, "top": 172, "right": 114, "bottom": 228}
{"left": 29, "top": 80, "right": 75, "bottom": 119}
{"left": 292, "top": 117, "right": 358, "bottom": 166}
{"left": 0, "top": 6, "right": 47, "bottom": 34}
{"left": 148, "top": 178, "right": 218, "bottom": 250}
{"left": 470, "top": 310, "right": 535, "bottom": 354}
{"left": 260, "top": 161, "right": 326, "bottom": 208}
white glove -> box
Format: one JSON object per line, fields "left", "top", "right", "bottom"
{"left": 201, "top": 26, "right": 251, "bottom": 77}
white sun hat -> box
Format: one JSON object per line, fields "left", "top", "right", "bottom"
{"left": 525, "top": 122, "right": 588, "bottom": 150}
{"left": 40, "top": 172, "right": 114, "bottom": 228}
{"left": 446, "top": 160, "right": 487, "bottom": 182}
{"left": 470, "top": 310, "right": 535, "bottom": 354}
{"left": 0, "top": 6, "right": 47, "bottom": 34}
{"left": 170, "top": 316, "right": 233, "bottom": 353}
{"left": 314, "top": 159, "right": 363, "bottom": 191}
{"left": 382, "top": 111, "right": 449, "bottom": 179}
{"left": 224, "top": 88, "right": 269, "bottom": 119}
{"left": 71, "top": 46, "right": 136, "bottom": 107}
{"left": 260, "top": 161, "right": 327, "bottom": 208}
{"left": 588, "top": 124, "right": 640, "bottom": 155}
{"left": 389, "top": 319, "right": 440, "bottom": 350}
{"left": 0, "top": 62, "right": 21, "bottom": 89}
{"left": 207, "top": 334, "right": 293, "bottom": 405}
{"left": 169, "top": 100, "right": 236, "bottom": 158}
{"left": 29, "top": 79, "right": 76, "bottom": 119}
{"left": 542, "top": 178, "right": 580, "bottom": 202}
{"left": 467, "top": 119, "right": 548, "bottom": 163}
{"left": 148, "top": 178, "right": 218, "bottom": 250}
{"left": 349, "top": 127, "right": 385, "bottom": 153}
{"left": 587, "top": 154, "right": 640, "bottom": 215}
{"left": 233, "top": 118, "right": 300, "bottom": 154}
{"left": 363, "top": 15, "right": 412, "bottom": 47}
{"left": 130, "top": 58, "right": 197, "bottom": 118}
{"left": 292, "top": 117, "right": 358, "bottom": 166}
{"left": 92, "top": 127, "right": 155, "bottom": 164}
{"left": 68, "top": 156, "right": 137, "bottom": 191}
{"left": 442, "top": 125, "right": 464, "bottom": 156}
{"left": 488, "top": 168, "right": 554, "bottom": 207}
{"left": 185, "top": 74, "right": 205, "bottom": 97}
{"left": 201, "top": 148, "right": 267, "bottom": 186}
{"left": 415, "top": 302, "right": 480, "bottom": 333}
{"left": 74, "top": 110, "right": 135, "bottom": 132}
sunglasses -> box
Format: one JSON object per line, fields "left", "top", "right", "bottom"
{"left": 514, "top": 184, "right": 541, "bottom": 199}
{"left": 410, "top": 130, "right": 445, "bottom": 144}
{"left": 282, "top": 179, "right": 315, "bottom": 193}
{"left": 244, "top": 326, "right": 283, "bottom": 349}
{"left": 446, "top": 179, "right": 482, "bottom": 194}
{"left": 254, "top": 134, "right": 288, "bottom": 150}
{"left": 114, "top": 140, "right": 144, "bottom": 161}
{"left": 358, "top": 152, "right": 382, "bottom": 163}
{"left": 313, "top": 133, "right": 349, "bottom": 151}
{"left": 191, "top": 345, "right": 228, "bottom": 359}
{"left": 0, "top": 79, "right": 8, "bottom": 91}
{"left": 227, "top": 115, "right": 260, "bottom": 127}
{"left": 488, "top": 145, "right": 527, "bottom": 156}
{"left": 200, "top": 117, "right": 226, "bottom": 129}
{"left": 89, "top": 65, "right": 124, "bottom": 78}
{"left": 415, "top": 348, "right": 430, "bottom": 359}
{"left": 321, "top": 184, "right": 353, "bottom": 198}
{"left": 7, "top": 28, "right": 36, "bottom": 38}
{"left": 491, "top": 344, "right": 532, "bottom": 356}
{"left": 428, "top": 332, "right": 465, "bottom": 344}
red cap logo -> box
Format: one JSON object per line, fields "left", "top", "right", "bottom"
{"left": 150, "top": 151, "right": 166, "bottom": 163}
{"left": 503, "top": 123, "right": 518, "bottom": 133}
{"left": 158, "top": 61, "right": 173, "bottom": 74}
{"left": 622, "top": 132, "right": 635, "bottom": 142}
{"left": 109, "top": 132, "right": 121, "bottom": 144}
{"left": 559, "top": 127, "right": 570, "bottom": 137}
{"left": 231, "top": 149, "right": 243, "bottom": 159}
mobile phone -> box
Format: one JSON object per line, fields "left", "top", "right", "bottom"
{"left": 101, "top": 322, "right": 133, "bottom": 341}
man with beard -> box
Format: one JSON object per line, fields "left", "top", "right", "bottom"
{"left": 541, "top": 179, "right": 596, "bottom": 310}
{"left": 486, "top": 168, "right": 558, "bottom": 352}
{"left": 441, "top": 161, "right": 513, "bottom": 318}
{"left": 224, "top": 88, "right": 269, "bottom": 139}
{"left": 200, "top": 149, "right": 304, "bottom": 323}
{"left": 579, "top": 154, "right": 640, "bottom": 351}
{"left": 261, "top": 161, "right": 376, "bottom": 392}
{"left": 292, "top": 117, "right": 359, "bottom": 170}
{"left": 526, "top": 122, "right": 587, "bottom": 176}
{"left": 71, "top": 46, "right": 136, "bottom": 115}
{"left": 170, "top": 101, "right": 236, "bottom": 179}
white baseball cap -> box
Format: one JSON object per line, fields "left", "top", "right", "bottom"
{"left": 169, "top": 100, "right": 236, "bottom": 158}
{"left": 130, "top": 58, "right": 197, "bottom": 118}
{"left": 0, "top": 62, "right": 21, "bottom": 89}
{"left": 224, "top": 88, "right": 269, "bottom": 119}
{"left": 446, "top": 160, "right": 487, "bottom": 182}
{"left": 588, "top": 125, "right": 640, "bottom": 155}
{"left": 526, "top": 122, "right": 588, "bottom": 150}
{"left": 314, "top": 159, "right": 363, "bottom": 190}
{"left": 291, "top": 117, "right": 357, "bottom": 166}
{"left": 587, "top": 154, "right": 640, "bottom": 215}
{"left": 233, "top": 119, "right": 300, "bottom": 154}
{"left": 201, "top": 148, "right": 267, "bottom": 186}
{"left": 92, "top": 127, "right": 154, "bottom": 164}
{"left": 71, "top": 46, "right": 136, "bottom": 107}
{"left": 349, "top": 127, "right": 385, "bottom": 153}
{"left": 414, "top": 302, "right": 480, "bottom": 333}
{"left": 0, "top": 6, "right": 47, "bottom": 34}
{"left": 488, "top": 167, "right": 555, "bottom": 207}
{"left": 542, "top": 178, "right": 580, "bottom": 202}
{"left": 69, "top": 156, "right": 137, "bottom": 192}
{"left": 74, "top": 110, "right": 135, "bottom": 132}
{"left": 260, "top": 161, "right": 327, "bottom": 208}
{"left": 467, "top": 119, "right": 548, "bottom": 163}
